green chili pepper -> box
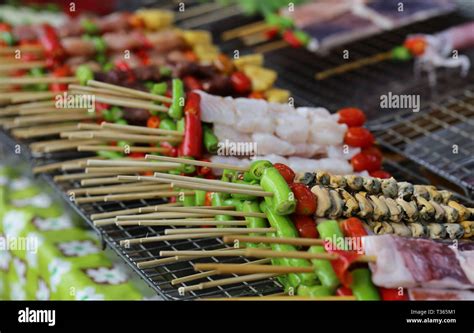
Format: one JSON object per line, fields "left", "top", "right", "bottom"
{"left": 261, "top": 202, "right": 316, "bottom": 287}
{"left": 168, "top": 79, "right": 184, "bottom": 120}
{"left": 242, "top": 201, "right": 268, "bottom": 248}
{"left": 168, "top": 169, "right": 181, "bottom": 175}
{"left": 293, "top": 30, "right": 310, "bottom": 45}
{"left": 97, "top": 150, "right": 123, "bottom": 159}
{"left": 350, "top": 268, "right": 380, "bottom": 300}
{"left": 195, "top": 190, "right": 206, "bottom": 206}
{"left": 212, "top": 192, "right": 232, "bottom": 227}
{"left": 203, "top": 126, "right": 219, "bottom": 154}
{"left": 159, "top": 66, "right": 172, "bottom": 77}
{"left": 260, "top": 166, "right": 296, "bottom": 215}
{"left": 181, "top": 192, "right": 196, "bottom": 207}
{"left": 0, "top": 31, "right": 15, "bottom": 46}
{"left": 151, "top": 82, "right": 168, "bottom": 96}
{"left": 177, "top": 117, "right": 185, "bottom": 133}
{"left": 82, "top": 19, "right": 99, "bottom": 35}
{"left": 230, "top": 178, "right": 258, "bottom": 200}
{"left": 248, "top": 160, "right": 272, "bottom": 180}
{"left": 391, "top": 46, "right": 412, "bottom": 61}
{"left": 159, "top": 118, "right": 177, "bottom": 131}
{"left": 103, "top": 106, "right": 123, "bottom": 122}
{"left": 102, "top": 62, "right": 114, "bottom": 72}
{"left": 317, "top": 219, "right": 345, "bottom": 245}
{"left": 221, "top": 169, "right": 237, "bottom": 183}
{"left": 223, "top": 198, "right": 243, "bottom": 211}
{"left": 75, "top": 65, "right": 94, "bottom": 86}
{"left": 115, "top": 119, "right": 127, "bottom": 125}
{"left": 95, "top": 52, "right": 107, "bottom": 65}
{"left": 297, "top": 285, "right": 333, "bottom": 298}
{"left": 91, "top": 36, "right": 107, "bottom": 53}
{"left": 176, "top": 158, "right": 196, "bottom": 174}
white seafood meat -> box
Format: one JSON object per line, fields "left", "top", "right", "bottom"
{"left": 234, "top": 98, "right": 274, "bottom": 133}
{"left": 252, "top": 133, "right": 295, "bottom": 156}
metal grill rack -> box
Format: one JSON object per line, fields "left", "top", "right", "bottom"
{"left": 369, "top": 85, "right": 474, "bottom": 199}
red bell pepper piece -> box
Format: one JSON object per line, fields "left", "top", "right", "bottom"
{"left": 264, "top": 26, "right": 279, "bottom": 40}
{"left": 179, "top": 92, "right": 202, "bottom": 158}
{"left": 336, "top": 286, "right": 353, "bottom": 296}
{"left": 183, "top": 76, "right": 203, "bottom": 91}
{"left": 230, "top": 72, "right": 252, "bottom": 95}
{"left": 147, "top": 116, "right": 161, "bottom": 129}
{"left": 160, "top": 142, "right": 178, "bottom": 157}
{"left": 379, "top": 287, "right": 409, "bottom": 301}
{"left": 37, "top": 24, "right": 65, "bottom": 61}
{"left": 341, "top": 217, "right": 367, "bottom": 238}
{"left": 282, "top": 30, "right": 302, "bottom": 48}
{"left": 325, "top": 241, "right": 361, "bottom": 288}
{"left": 50, "top": 65, "right": 72, "bottom": 92}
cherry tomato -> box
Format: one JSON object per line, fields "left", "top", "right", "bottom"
{"left": 404, "top": 37, "right": 426, "bottom": 57}
{"left": 230, "top": 71, "right": 252, "bottom": 94}
{"left": 129, "top": 152, "right": 145, "bottom": 159}
{"left": 249, "top": 91, "right": 265, "bottom": 99}
{"left": 362, "top": 146, "right": 383, "bottom": 162}
{"left": 282, "top": 30, "right": 302, "bottom": 48}
{"left": 290, "top": 183, "right": 317, "bottom": 216}
{"left": 351, "top": 152, "right": 381, "bottom": 172}
{"left": 336, "top": 286, "right": 353, "bottom": 296}
{"left": 292, "top": 215, "right": 319, "bottom": 239}
{"left": 337, "top": 107, "right": 366, "bottom": 127}
{"left": 369, "top": 170, "right": 392, "bottom": 179}
{"left": 160, "top": 142, "right": 178, "bottom": 157}
{"left": 264, "top": 26, "right": 279, "bottom": 40}
{"left": 273, "top": 163, "right": 295, "bottom": 184}
{"left": 183, "top": 76, "right": 202, "bottom": 91}
{"left": 379, "top": 287, "right": 408, "bottom": 301}
{"left": 147, "top": 116, "right": 160, "bottom": 129}
{"left": 344, "top": 127, "right": 374, "bottom": 148}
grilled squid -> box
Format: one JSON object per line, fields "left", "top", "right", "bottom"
{"left": 397, "top": 182, "right": 414, "bottom": 201}
{"left": 311, "top": 185, "right": 332, "bottom": 217}
{"left": 395, "top": 198, "right": 419, "bottom": 223}
{"left": 299, "top": 172, "right": 316, "bottom": 188}
{"left": 416, "top": 196, "right": 435, "bottom": 221}
{"left": 338, "top": 189, "right": 359, "bottom": 217}
{"left": 441, "top": 204, "right": 459, "bottom": 223}
{"left": 443, "top": 223, "right": 464, "bottom": 239}
{"left": 369, "top": 195, "right": 389, "bottom": 221}
{"left": 427, "top": 223, "right": 447, "bottom": 239}
{"left": 461, "top": 221, "right": 474, "bottom": 239}
{"left": 355, "top": 192, "right": 373, "bottom": 219}
{"left": 345, "top": 175, "right": 363, "bottom": 191}
{"left": 381, "top": 178, "right": 398, "bottom": 198}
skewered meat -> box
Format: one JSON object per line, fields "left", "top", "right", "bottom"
{"left": 383, "top": 197, "right": 402, "bottom": 223}
{"left": 397, "top": 182, "right": 414, "bottom": 200}
{"left": 461, "top": 221, "right": 474, "bottom": 239}
{"left": 338, "top": 189, "right": 359, "bottom": 217}
{"left": 381, "top": 178, "right": 398, "bottom": 197}
{"left": 345, "top": 175, "right": 364, "bottom": 191}
{"left": 328, "top": 189, "right": 344, "bottom": 219}
{"left": 442, "top": 204, "right": 459, "bottom": 224}
{"left": 363, "top": 234, "right": 474, "bottom": 289}
{"left": 311, "top": 186, "right": 332, "bottom": 217}
{"left": 395, "top": 198, "right": 419, "bottom": 223}
{"left": 409, "top": 222, "right": 428, "bottom": 238}
{"left": 355, "top": 192, "right": 373, "bottom": 219}
{"left": 426, "top": 223, "right": 447, "bottom": 239}
{"left": 444, "top": 223, "right": 464, "bottom": 240}
{"left": 369, "top": 195, "right": 389, "bottom": 221}
{"left": 362, "top": 177, "right": 381, "bottom": 194}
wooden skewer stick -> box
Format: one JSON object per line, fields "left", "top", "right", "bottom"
{"left": 115, "top": 206, "right": 265, "bottom": 220}
{"left": 31, "top": 140, "right": 103, "bottom": 154}
{"left": 254, "top": 40, "right": 289, "bottom": 54}
{"left": 90, "top": 202, "right": 183, "bottom": 220}
{"left": 90, "top": 93, "right": 168, "bottom": 112}
{"left": 86, "top": 159, "right": 181, "bottom": 168}
{"left": 0, "top": 91, "right": 56, "bottom": 104}
{"left": 223, "top": 235, "right": 325, "bottom": 247}
{"left": 95, "top": 212, "right": 216, "bottom": 227}
{"left": 137, "top": 247, "right": 238, "bottom": 269}
{"left": 32, "top": 157, "right": 97, "bottom": 174}
{"left": 221, "top": 20, "right": 269, "bottom": 41}
{"left": 85, "top": 165, "right": 179, "bottom": 173}
{"left": 80, "top": 176, "right": 139, "bottom": 186}
{"left": 315, "top": 51, "right": 393, "bottom": 80}
{"left": 152, "top": 172, "right": 263, "bottom": 191}
{"left": 74, "top": 190, "right": 189, "bottom": 204}
{"left": 0, "top": 44, "right": 44, "bottom": 54}
{"left": 194, "top": 263, "right": 315, "bottom": 274}
{"left": 171, "top": 258, "right": 271, "bottom": 285}
{"left": 119, "top": 232, "right": 242, "bottom": 246}
{"left": 117, "top": 175, "right": 273, "bottom": 197}
{"left": 87, "top": 79, "right": 173, "bottom": 104}
{"left": 146, "top": 154, "right": 248, "bottom": 171}
{"left": 0, "top": 76, "right": 78, "bottom": 85}
{"left": 101, "top": 122, "right": 183, "bottom": 137}
{"left": 67, "top": 131, "right": 181, "bottom": 144}
{"left": 0, "top": 61, "right": 47, "bottom": 72}
{"left": 164, "top": 227, "right": 274, "bottom": 235}
{"left": 179, "top": 273, "right": 279, "bottom": 293}
{"left": 117, "top": 219, "right": 247, "bottom": 227}
{"left": 0, "top": 100, "right": 55, "bottom": 113}
{"left": 77, "top": 123, "right": 102, "bottom": 130}
{"left": 68, "top": 84, "right": 134, "bottom": 98}
{"left": 54, "top": 170, "right": 137, "bottom": 182}
{"left": 67, "top": 182, "right": 165, "bottom": 195}
{"left": 17, "top": 108, "right": 88, "bottom": 116}
{"left": 160, "top": 249, "right": 246, "bottom": 257}
{"left": 12, "top": 124, "right": 78, "bottom": 139}
{"left": 12, "top": 113, "right": 96, "bottom": 127}
{"left": 78, "top": 145, "right": 169, "bottom": 154}
{"left": 203, "top": 295, "right": 356, "bottom": 301}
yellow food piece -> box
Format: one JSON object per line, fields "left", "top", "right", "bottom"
{"left": 265, "top": 88, "right": 290, "bottom": 103}
{"left": 461, "top": 221, "right": 474, "bottom": 238}
{"left": 136, "top": 9, "right": 174, "bottom": 30}
{"left": 233, "top": 54, "right": 264, "bottom": 70}
{"left": 243, "top": 65, "right": 277, "bottom": 91}
{"left": 194, "top": 44, "right": 220, "bottom": 62}
{"left": 182, "top": 30, "right": 213, "bottom": 46}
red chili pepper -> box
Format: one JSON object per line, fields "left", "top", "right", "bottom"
{"left": 264, "top": 26, "right": 279, "bottom": 40}
{"left": 290, "top": 183, "right": 317, "bottom": 216}
{"left": 379, "top": 287, "right": 409, "bottom": 301}
{"left": 37, "top": 24, "right": 65, "bottom": 61}
{"left": 197, "top": 159, "right": 212, "bottom": 177}
{"left": 324, "top": 243, "right": 361, "bottom": 288}
{"left": 292, "top": 215, "right": 319, "bottom": 239}
{"left": 136, "top": 49, "right": 151, "bottom": 66}
{"left": 336, "top": 286, "right": 353, "bottom": 296}
{"left": 95, "top": 102, "right": 110, "bottom": 112}
{"left": 179, "top": 92, "right": 202, "bottom": 158}
{"left": 230, "top": 71, "right": 252, "bottom": 95}
{"left": 147, "top": 116, "right": 161, "bottom": 129}
{"left": 137, "top": 32, "right": 153, "bottom": 49}
{"left": 50, "top": 65, "right": 72, "bottom": 92}
{"left": 273, "top": 163, "right": 295, "bottom": 184}
{"left": 282, "top": 30, "right": 302, "bottom": 48}
{"left": 341, "top": 217, "right": 368, "bottom": 238}
{"left": 369, "top": 170, "right": 392, "bottom": 179}
{"left": 129, "top": 152, "right": 146, "bottom": 159}
{"left": 204, "top": 192, "right": 213, "bottom": 206}
{"left": 160, "top": 142, "right": 178, "bottom": 157}
{"left": 183, "top": 76, "right": 203, "bottom": 91}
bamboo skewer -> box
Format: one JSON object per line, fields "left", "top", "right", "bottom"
{"left": 115, "top": 206, "right": 265, "bottom": 220}
{"left": 194, "top": 263, "right": 315, "bottom": 274}
{"left": 65, "top": 131, "right": 181, "bottom": 143}
{"left": 119, "top": 232, "right": 243, "bottom": 246}
{"left": 68, "top": 84, "right": 134, "bottom": 98}
{"left": 67, "top": 182, "right": 165, "bottom": 195}
{"left": 78, "top": 145, "right": 169, "bottom": 154}
{"left": 80, "top": 176, "right": 139, "bottom": 186}
{"left": 221, "top": 20, "right": 269, "bottom": 41}
{"left": 146, "top": 155, "right": 248, "bottom": 172}
{"left": 86, "top": 160, "right": 181, "bottom": 169}
{"left": 90, "top": 202, "right": 183, "bottom": 220}
{"left": 116, "top": 219, "right": 247, "bottom": 227}
{"left": 0, "top": 44, "right": 44, "bottom": 54}
{"left": 223, "top": 235, "right": 325, "bottom": 247}
{"left": 0, "top": 101, "right": 57, "bottom": 116}
{"left": 0, "top": 91, "right": 55, "bottom": 104}
{"left": 90, "top": 93, "right": 168, "bottom": 112}
{"left": 254, "top": 40, "right": 289, "bottom": 54}
{"left": 164, "top": 228, "right": 274, "bottom": 235}
{"left": 16, "top": 108, "right": 87, "bottom": 116}
{"left": 94, "top": 213, "right": 216, "bottom": 227}
{"left": 11, "top": 113, "right": 96, "bottom": 127}
{"left": 0, "top": 61, "right": 47, "bottom": 72}
{"left": 31, "top": 140, "right": 103, "bottom": 153}
{"left": 32, "top": 157, "right": 98, "bottom": 174}
{"left": 101, "top": 122, "right": 183, "bottom": 137}
{"left": 74, "top": 190, "right": 190, "bottom": 204}
{"left": 171, "top": 258, "right": 271, "bottom": 285}
{"left": 203, "top": 295, "right": 356, "bottom": 301}
{"left": 85, "top": 165, "right": 180, "bottom": 173}
{"left": 0, "top": 76, "right": 78, "bottom": 85}
{"left": 54, "top": 171, "right": 137, "bottom": 182}
{"left": 179, "top": 273, "right": 279, "bottom": 293}
{"left": 118, "top": 175, "right": 273, "bottom": 197}
{"left": 87, "top": 80, "right": 173, "bottom": 104}
{"left": 12, "top": 124, "right": 78, "bottom": 139}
